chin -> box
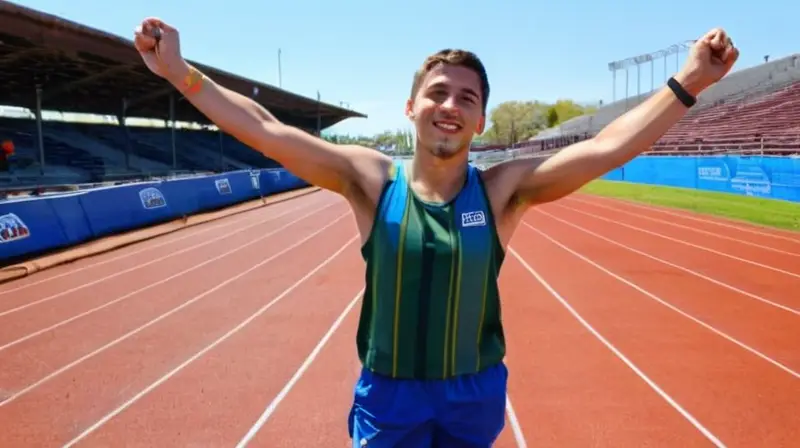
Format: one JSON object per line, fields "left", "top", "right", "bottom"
{"left": 430, "top": 140, "right": 467, "bottom": 160}
{"left": 417, "top": 127, "right": 470, "bottom": 159}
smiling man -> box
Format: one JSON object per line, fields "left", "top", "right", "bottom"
{"left": 133, "top": 19, "right": 738, "bottom": 448}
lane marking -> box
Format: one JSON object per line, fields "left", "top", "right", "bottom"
{"left": 0, "top": 198, "right": 341, "bottom": 318}
{"left": 0, "top": 191, "right": 325, "bottom": 296}
{"left": 508, "top": 247, "right": 726, "bottom": 448}
{"left": 568, "top": 197, "right": 800, "bottom": 257}
{"left": 235, "top": 289, "right": 364, "bottom": 447}
{"left": 505, "top": 394, "right": 528, "bottom": 448}
{"left": 576, "top": 194, "right": 800, "bottom": 243}
{"left": 553, "top": 204, "right": 800, "bottom": 279}
{"left": 522, "top": 221, "right": 800, "bottom": 380}
{"left": 61, "top": 235, "right": 359, "bottom": 448}
{"left": 0, "top": 213, "right": 352, "bottom": 408}
{"left": 0, "top": 200, "right": 340, "bottom": 353}
{"left": 533, "top": 210, "right": 800, "bottom": 316}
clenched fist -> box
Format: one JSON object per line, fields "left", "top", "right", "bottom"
{"left": 133, "top": 17, "right": 189, "bottom": 84}
{"left": 676, "top": 28, "right": 740, "bottom": 96}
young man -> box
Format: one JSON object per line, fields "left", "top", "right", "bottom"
{"left": 134, "top": 21, "right": 738, "bottom": 447}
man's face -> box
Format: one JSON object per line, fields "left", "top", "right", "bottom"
{"left": 406, "top": 64, "right": 485, "bottom": 160}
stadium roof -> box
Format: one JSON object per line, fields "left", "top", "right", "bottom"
{"left": 0, "top": 1, "right": 366, "bottom": 130}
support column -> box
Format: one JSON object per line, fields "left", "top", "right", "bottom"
{"left": 34, "top": 85, "right": 45, "bottom": 175}
{"left": 169, "top": 93, "right": 177, "bottom": 169}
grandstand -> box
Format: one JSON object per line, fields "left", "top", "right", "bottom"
{"left": 525, "top": 53, "right": 800, "bottom": 155}
{"left": 0, "top": 0, "right": 366, "bottom": 192}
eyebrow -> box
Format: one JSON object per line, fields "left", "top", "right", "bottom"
{"left": 428, "top": 82, "right": 480, "bottom": 101}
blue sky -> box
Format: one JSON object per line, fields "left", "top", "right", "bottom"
{"left": 15, "top": 0, "right": 799, "bottom": 136}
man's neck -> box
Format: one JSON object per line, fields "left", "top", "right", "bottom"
{"left": 408, "top": 145, "right": 469, "bottom": 204}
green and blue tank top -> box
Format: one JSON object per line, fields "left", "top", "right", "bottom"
{"left": 357, "top": 160, "right": 506, "bottom": 380}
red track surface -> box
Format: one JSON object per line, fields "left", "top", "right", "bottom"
{"left": 1, "top": 189, "right": 798, "bottom": 447}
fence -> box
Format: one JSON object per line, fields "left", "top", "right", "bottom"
{"left": 0, "top": 168, "right": 308, "bottom": 263}
{"left": 602, "top": 155, "right": 800, "bottom": 202}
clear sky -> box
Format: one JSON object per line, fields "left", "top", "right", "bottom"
{"left": 14, "top": 0, "right": 799, "bottom": 136}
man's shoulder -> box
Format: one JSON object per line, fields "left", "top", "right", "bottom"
{"left": 475, "top": 158, "right": 542, "bottom": 220}
{"left": 343, "top": 148, "right": 396, "bottom": 209}
{"left": 477, "top": 159, "right": 530, "bottom": 191}
{"left": 341, "top": 145, "right": 391, "bottom": 182}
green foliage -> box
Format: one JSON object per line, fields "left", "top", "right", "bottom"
{"left": 546, "top": 107, "right": 559, "bottom": 128}
{"left": 480, "top": 99, "right": 597, "bottom": 145}
{"left": 323, "top": 129, "right": 415, "bottom": 155}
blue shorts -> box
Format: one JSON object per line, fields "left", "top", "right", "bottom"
{"left": 347, "top": 362, "right": 508, "bottom": 448}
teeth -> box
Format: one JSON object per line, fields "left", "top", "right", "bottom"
{"left": 436, "top": 122, "right": 459, "bottom": 130}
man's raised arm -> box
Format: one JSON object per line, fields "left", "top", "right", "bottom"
{"left": 133, "top": 18, "right": 388, "bottom": 196}
{"left": 503, "top": 28, "right": 739, "bottom": 207}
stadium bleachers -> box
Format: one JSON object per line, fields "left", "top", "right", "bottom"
{"left": 654, "top": 81, "right": 800, "bottom": 153}
{"left": 0, "top": 116, "right": 283, "bottom": 188}
{"left": 525, "top": 53, "right": 800, "bottom": 155}
{"left": 0, "top": 1, "right": 365, "bottom": 193}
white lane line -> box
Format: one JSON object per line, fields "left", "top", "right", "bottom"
{"left": 554, "top": 204, "right": 800, "bottom": 280}
{"left": 61, "top": 235, "right": 359, "bottom": 448}
{"left": 234, "top": 295, "right": 530, "bottom": 448}
{"left": 0, "top": 198, "right": 338, "bottom": 318}
{"left": 508, "top": 247, "right": 726, "bottom": 448}
{"left": 567, "top": 197, "right": 800, "bottom": 257}
{"left": 505, "top": 394, "right": 528, "bottom": 448}
{"left": 0, "top": 191, "right": 324, "bottom": 296}
{"left": 235, "top": 288, "right": 364, "bottom": 448}
{"left": 0, "top": 200, "right": 340, "bottom": 353}
{"left": 533, "top": 210, "right": 800, "bottom": 316}
{"left": 0, "top": 212, "right": 351, "bottom": 408}
{"left": 521, "top": 221, "right": 800, "bottom": 380}
{"left": 577, "top": 193, "right": 800, "bottom": 244}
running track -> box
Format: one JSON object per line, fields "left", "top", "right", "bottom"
{"left": 1, "top": 189, "right": 798, "bottom": 447}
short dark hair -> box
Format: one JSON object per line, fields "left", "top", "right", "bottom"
{"left": 410, "top": 49, "right": 490, "bottom": 114}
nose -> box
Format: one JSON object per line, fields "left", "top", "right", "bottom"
{"left": 438, "top": 95, "right": 461, "bottom": 116}
{"left": 441, "top": 94, "right": 458, "bottom": 109}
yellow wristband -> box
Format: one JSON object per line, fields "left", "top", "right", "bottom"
{"left": 181, "top": 66, "right": 204, "bottom": 95}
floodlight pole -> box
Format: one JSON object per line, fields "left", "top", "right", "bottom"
{"left": 278, "top": 49, "right": 283, "bottom": 89}
{"left": 607, "top": 41, "right": 694, "bottom": 108}
{"left": 316, "top": 91, "right": 322, "bottom": 136}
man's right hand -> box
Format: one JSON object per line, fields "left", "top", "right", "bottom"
{"left": 133, "top": 18, "right": 189, "bottom": 83}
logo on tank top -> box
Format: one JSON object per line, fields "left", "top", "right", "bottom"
{"left": 461, "top": 210, "right": 486, "bottom": 227}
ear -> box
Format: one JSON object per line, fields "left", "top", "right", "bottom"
{"left": 405, "top": 98, "right": 415, "bottom": 122}
{"left": 476, "top": 114, "right": 485, "bottom": 134}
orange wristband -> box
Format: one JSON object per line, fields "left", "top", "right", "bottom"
{"left": 181, "top": 66, "right": 204, "bottom": 95}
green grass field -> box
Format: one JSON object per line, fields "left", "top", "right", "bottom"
{"left": 580, "top": 180, "right": 800, "bottom": 232}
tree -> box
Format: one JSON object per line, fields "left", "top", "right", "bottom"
{"left": 546, "top": 107, "right": 559, "bottom": 128}
{"left": 479, "top": 99, "right": 597, "bottom": 145}
{"left": 322, "top": 128, "right": 415, "bottom": 155}
{"left": 483, "top": 101, "right": 547, "bottom": 145}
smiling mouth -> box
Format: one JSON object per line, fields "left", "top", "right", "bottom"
{"left": 433, "top": 121, "right": 462, "bottom": 133}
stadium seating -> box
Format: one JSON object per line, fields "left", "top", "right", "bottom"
{"left": 0, "top": 117, "right": 281, "bottom": 188}
{"left": 524, "top": 53, "right": 800, "bottom": 155}
{"left": 654, "top": 81, "right": 800, "bottom": 153}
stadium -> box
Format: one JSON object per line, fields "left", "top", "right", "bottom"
{"left": 1, "top": 2, "right": 798, "bottom": 447}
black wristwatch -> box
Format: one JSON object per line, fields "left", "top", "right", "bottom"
{"left": 667, "top": 77, "right": 697, "bottom": 108}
